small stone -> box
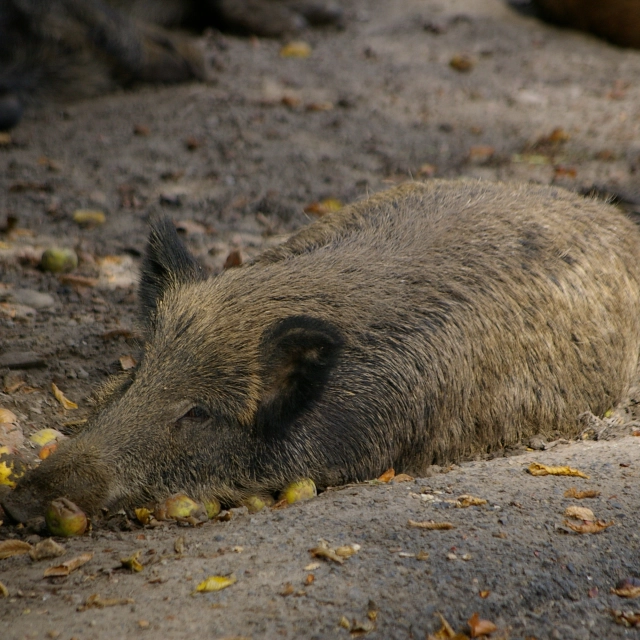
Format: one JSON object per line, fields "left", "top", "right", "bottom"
{"left": 40, "top": 248, "right": 78, "bottom": 274}
{"left": 6, "top": 289, "right": 55, "bottom": 310}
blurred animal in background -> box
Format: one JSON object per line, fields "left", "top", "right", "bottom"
{"left": 529, "top": 0, "right": 640, "bottom": 49}
{"left": 0, "top": 0, "right": 343, "bottom": 130}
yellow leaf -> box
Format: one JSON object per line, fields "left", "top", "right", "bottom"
{"left": 29, "top": 428, "right": 64, "bottom": 446}
{"left": 51, "top": 383, "right": 78, "bottom": 410}
{"left": 73, "top": 209, "right": 105, "bottom": 226}
{"left": 194, "top": 574, "right": 237, "bottom": 593}
{"left": 120, "top": 550, "right": 143, "bottom": 572}
{"left": 457, "top": 494, "right": 487, "bottom": 507}
{"left": 527, "top": 462, "right": 588, "bottom": 479}
{"left": 280, "top": 41, "right": 311, "bottom": 58}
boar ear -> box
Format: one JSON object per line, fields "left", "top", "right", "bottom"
{"left": 139, "top": 217, "right": 205, "bottom": 327}
{"left": 257, "top": 315, "right": 343, "bottom": 436}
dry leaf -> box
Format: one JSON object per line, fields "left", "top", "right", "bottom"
{"left": 416, "top": 551, "right": 430, "bottom": 560}
{"left": 468, "top": 612, "right": 497, "bottom": 637}
{"left": 377, "top": 468, "right": 395, "bottom": 483}
{"left": 303, "top": 199, "right": 343, "bottom": 217}
{"left": 0, "top": 539, "right": 32, "bottom": 559}
{"left": 339, "top": 616, "right": 351, "bottom": 630}
{"left": 309, "top": 540, "right": 344, "bottom": 564}
{"left": 457, "top": 495, "right": 487, "bottom": 507}
{"left": 611, "top": 609, "right": 640, "bottom": 627}
{"left": 392, "top": 473, "right": 415, "bottom": 483}
{"left": 44, "top": 552, "right": 93, "bottom": 577}
{"left": 334, "top": 544, "right": 361, "bottom": 558}
{"left": 280, "top": 583, "right": 294, "bottom": 596}
{"left": 479, "top": 590, "right": 490, "bottom": 599}
{"left": 29, "top": 538, "right": 66, "bottom": 561}
{"left": 120, "top": 550, "right": 143, "bottom": 572}
{"left": 564, "top": 506, "right": 595, "bottom": 521}
{"left": 58, "top": 274, "right": 99, "bottom": 287}
{"left": 280, "top": 41, "right": 311, "bottom": 58}
{"left": 563, "top": 519, "right": 613, "bottom": 534}
{"left": 0, "top": 408, "right": 17, "bottom": 424}
{"left": 304, "top": 573, "right": 314, "bottom": 585}
{"left": 450, "top": 54, "right": 475, "bottom": 72}
{"left": 78, "top": 593, "right": 135, "bottom": 611}
{"left": 612, "top": 578, "right": 640, "bottom": 598}
{"left": 0, "top": 581, "right": 8, "bottom": 597}
{"left": 119, "top": 355, "right": 136, "bottom": 371}
{"left": 73, "top": 210, "right": 105, "bottom": 227}
{"left": 174, "top": 536, "right": 185, "bottom": 555}
{"left": 51, "top": 383, "right": 78, "bottom": 410}
{"left": 408, "top": 520, "right": 455, "bottom": 530}
{"left": 564, "top": 487, "right": 599, "bottom": 499}
{"left": 528, "top": 462, "right": 588, "bottom": 478}
{"left": 194, "top": 574, "right": 237, "bottom": 593}
{"left": 431, "top": 612, "right": 458, "bottom": 639}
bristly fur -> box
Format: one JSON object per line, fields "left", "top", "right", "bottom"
{"left": 4, "top": 179, "right": 640, "bottom": 522}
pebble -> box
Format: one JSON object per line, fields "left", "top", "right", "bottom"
{"left": 7, "top": 289, "right": 55, "bottom": 310}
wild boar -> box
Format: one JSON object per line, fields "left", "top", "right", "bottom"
{"left": 3, "top": 179, "right": 640, "bottom": 522}
{"left": 532, "top": 0, "right": 640, "bottom": 49}
{"left": 0, "top": 0, "right": 343, "bottom": 130}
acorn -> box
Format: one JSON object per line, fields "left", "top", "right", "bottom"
{"left": 45, "top": 498, "right": 88, "bottom": 537}
{"left": 40, "top": 248, "right": 78, "bottom": 273}
{"left": 278, "top": 478, "right": 317, "bottom": 504}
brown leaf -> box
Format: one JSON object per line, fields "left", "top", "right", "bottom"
{"left": 408, "top": 520, "right": 455, "bottom": 530}
{"left": 449, "top": 54, "right": 475, "bottom": 72}
{"left": 29, "top": 538, "right": 66, "bottom": 561}
{"left": 468, "top": 612, "right": 497, "bottom": 637}
{"left": 77, "top": 593, "right": 135, "bottom": 611}
{"left": 0, "top": 539, "right": 32, "bottom": 559}
{"left": 51, "top": 383, "right": 78, "bottom": 410}
{"left": 392, "top": 473, "right": 415, "bottom": 483}
{"left": 280, "top": 583, "right": 294, "bottom": 596}
{"left": 564, "top": 506, "right": 595, "bottom": 521}
{"left": 377, "top": 468, "right": 395, "bottom": 483}
{"left": 0, "top": 408, "right": 17, "bottom": 424}
{"left": 563, "top": 519, "right": 613, "bottom": 534}
{"left": 44, "top": 552, "right": 93, "bottom": 577}
{"left": 527, "top": 462, "right": 588, "bottom": 478}
{"left": 0, "top": 581, "right": 8, "bottom": 597}
{"left": 612, "top": 578, "right": 640, "bottom": 598}
{"left": 479, "top": 590, "right": 490, "bottom": 599}
{"left": 564, "top": 488, "right": 599, "bottom": 499}
{"left": 611, "top": 609, "right": 640, "bottom": 626}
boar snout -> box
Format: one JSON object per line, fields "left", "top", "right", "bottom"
{"left": 1, "top": 439, "right": 112, "bottom": 523}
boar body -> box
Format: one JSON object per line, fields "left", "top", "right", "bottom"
{"left": 4, "top": 180, "right": 640, "bottom": 520}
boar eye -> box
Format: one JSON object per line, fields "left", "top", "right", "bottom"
{"left": 181, "top": 406, "right": 209, "bottom": 421}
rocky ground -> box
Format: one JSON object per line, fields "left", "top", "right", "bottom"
{"left": 1, "top": 1, "right": 640, "bottom": 638}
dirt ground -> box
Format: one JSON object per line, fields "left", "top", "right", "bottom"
{"left": 1, "top": 0, "right": 640, "bottom": 638}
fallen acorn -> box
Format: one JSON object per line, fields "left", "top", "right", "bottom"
{"left": 45, "top": 497, "right": 88, "bottom": 537}
{"left": 279, "top": 478, "right": 317, "bottom": 504}
{"left": 154, "top": 493, "right": 207, "bottom": 523}
{"left": 204, "top": 498, "right": 221, "bottom": 519}
{"left": 242, "top": 494, "right": 275, "bottom": 513}
{"left": 40, "top": 248, "right": 78, "bottom": 274}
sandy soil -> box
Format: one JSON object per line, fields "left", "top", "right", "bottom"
{"left": 1, "top": 1, "right": 640, "bottom": 638}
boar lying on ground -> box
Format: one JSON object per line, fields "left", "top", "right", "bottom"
{"left": 3, "top": 179, "right": 640, "bottom": 522}
{"left": 532, "top": 0, "right": 640, "bottom": 49}
{"left": 0, "top": 0, "right": 342, "bottom": 130}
